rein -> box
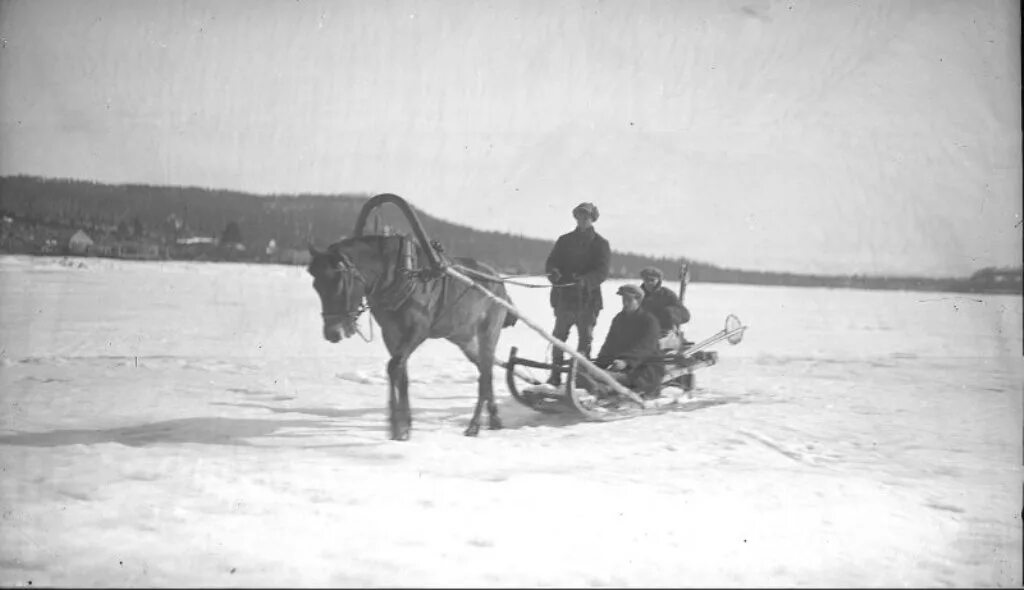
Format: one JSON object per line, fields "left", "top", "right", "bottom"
{"left": 452, "top": 263, "right": 579, "bottom": 289}
{"left": 321, "top": 237, "right": 570, "bottom": 345}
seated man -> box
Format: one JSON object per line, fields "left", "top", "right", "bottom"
{"left": 638, "top": 267, "right": 691, "bottom": 351}
{"left": 590, "top": 284, "right": 665, "bottom": 398}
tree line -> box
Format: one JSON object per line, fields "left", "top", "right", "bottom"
{"left": 0, "top": 174, "right": 1019, "bottom": 294}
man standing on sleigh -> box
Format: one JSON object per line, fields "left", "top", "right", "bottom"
{"left": 544, "top": 202, "right": 611, "bottom": 386}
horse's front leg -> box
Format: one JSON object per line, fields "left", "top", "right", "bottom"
{"left": 386, "top": 356, "right": 412, "bottom": 441}
{"left": 398, "top": 364, "right": 411, "bottom": 435}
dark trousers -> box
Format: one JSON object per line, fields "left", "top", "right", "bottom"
{"left": 625, "top": 362, "right": 665, "bottom": 397}
{"left": 550, "top": 307, "right": 599, "bottom": 371}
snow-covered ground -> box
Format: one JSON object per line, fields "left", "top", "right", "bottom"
{"left": 0, "top": 254, "right": 1020, "bottom": 587}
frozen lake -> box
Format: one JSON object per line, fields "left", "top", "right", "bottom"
{"left": 0, "top": 255, "right": 1020, "bottom": 587}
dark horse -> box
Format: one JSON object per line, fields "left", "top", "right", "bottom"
{"left": 307, "top": 233, "right": 518, "bottom": 441}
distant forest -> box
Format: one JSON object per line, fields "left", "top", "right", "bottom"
{"left": 0, "top": 175, "right": 1019, "bottom": 295}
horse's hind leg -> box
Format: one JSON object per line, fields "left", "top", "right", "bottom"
{"left": 480, "top": 312, "right": 508, "bottom": 431}
{"left": 454, "top": 336, "right": 489, "bottom": 437}
{"left": 474, "top": 354, "right": 500, "bottom": 433}
{"left": 460, "top": 317, "right": 504, "bottom": 436}
{"left": 485, "top": 308, "right": 511, "bottom": 431}
{"left": 482, "top": 334, "right": 502, "bottom": 431}
{"left": 466, "top": 360, "right": 487, "bottom": 437}
{"left": 484, "top": 365, "right": 501, "bottom": 431}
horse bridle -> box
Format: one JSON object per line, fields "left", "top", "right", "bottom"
{"left": 320, "top": 253, "right": 375, "bottom": 341}
{"left": 319, "top": 238, "right": 426, "bottom": 342}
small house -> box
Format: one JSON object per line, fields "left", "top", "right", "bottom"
{"left": 68, "top": 230, "right": 94, "bottom": 255}
{"left": 174, "top": 236, "right": 218, "bottom": 260}
{"left": 118, "top": 241, "right": 162, "bottom": 260}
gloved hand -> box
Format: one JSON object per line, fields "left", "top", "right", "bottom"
{"left": 609, "top": 359, "right": 627, "bottom": 371}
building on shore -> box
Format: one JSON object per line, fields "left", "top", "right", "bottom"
{"left": 68, "top": 230, "right": 94, "bottom": 254}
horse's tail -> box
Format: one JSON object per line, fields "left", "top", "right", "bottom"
{"left": 495, "top": 279, "right": 519, "bottom": 328}
{"left": 493, "top": 282, "right": 518, "bottom": 328}
{"left": 503, "top": 305, "right": 519, "bottom": 328}
{"left": 458, "top": 258, "right": 519, "bottom": 328}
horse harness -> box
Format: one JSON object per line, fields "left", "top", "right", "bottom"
{"left": 323, "top": 236, "right": 447, "bottom": 324}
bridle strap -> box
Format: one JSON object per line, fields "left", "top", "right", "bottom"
{"left": 321, "top": 308, "right": 365, "bottom": 323}
{"left": 321, "top": 303, "right": 374, "bottom": 343}
{"left": 320, "top": 255, "right": 371, "bottom": 323}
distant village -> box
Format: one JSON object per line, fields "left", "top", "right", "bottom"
{"left": 2, "top": 212, "right": 1020, "bottom": 297}
{"left": 0, "top": 173, "right": 1020, "bottom": 297}
{"left": 0, "top": 214, "right": 313, "bottom": 265}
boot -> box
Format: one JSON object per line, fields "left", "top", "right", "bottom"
{"left": 547, "top": 348, "right": 565, "bottom": 387}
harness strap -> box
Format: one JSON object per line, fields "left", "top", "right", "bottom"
{"left": 366, "top": 235, "right": 429, "bottom": 311}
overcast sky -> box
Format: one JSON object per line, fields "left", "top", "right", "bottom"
{"left": 0, "top": 0, "right": 1020, "bottom": 276}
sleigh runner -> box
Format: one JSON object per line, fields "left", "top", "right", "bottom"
{"left": 505, "top": 314, "right": 747, "bottom": 421}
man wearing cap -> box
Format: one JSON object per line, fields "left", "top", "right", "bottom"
{"left": 639, "top": 266, "right": 691, "bottom": 349}
{"left": 544, "top": 202, "right": 611, "bottom": 386}
{"left": 591, "top": 283, "right": 665, "bottom": 398}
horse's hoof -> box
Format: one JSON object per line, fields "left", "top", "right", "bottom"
{"left": 463, "top": 424, "right": 480, "bottom": 437}
{"left": 488, "top": 417, "right": 503, "bottom": 430}
{"left": 391, "top": 428, "right": 411, "bottom": 441}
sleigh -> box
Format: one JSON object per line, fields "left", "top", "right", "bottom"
{"left": 318, "top": 192, "right": 747, "bottom": 438}
{"left": 504, "top": 314, "right": 747, "bottom": 421}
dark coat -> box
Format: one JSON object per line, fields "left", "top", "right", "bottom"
{"left": 640, "top": 282, "right": 690, "bottom": 334}
{"left": 595, "top": 308, "right": 662, "bottom": 365}
{"left": 595, "top": 308, "right": 665, "bottom": 395}
{"left": 545, "top": 227, "right": 610, "bottom": 312}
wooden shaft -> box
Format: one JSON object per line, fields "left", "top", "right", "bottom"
{"left": 444, "top": 267, "right": 643, "bottom": 405}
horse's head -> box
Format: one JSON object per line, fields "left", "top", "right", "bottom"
{"left": 307, "top": 243, "right": 369, "bottom": 343}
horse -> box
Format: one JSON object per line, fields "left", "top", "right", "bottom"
{"left": 307, "top": 234, "right": 518, "bottom": 441}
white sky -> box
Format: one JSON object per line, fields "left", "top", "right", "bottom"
{"left": 0, "top": 0, "right": 1020, "bottom": 276}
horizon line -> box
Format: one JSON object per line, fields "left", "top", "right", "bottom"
{"left": 2, "top": 173, "right": 1018, "bottom": 282}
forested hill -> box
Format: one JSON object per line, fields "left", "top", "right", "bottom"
{"left": 0, "top": 175, "right": 691, "bottom": 277}
{"left": 0, "top": 175, "right": 1018, "bottom": 294}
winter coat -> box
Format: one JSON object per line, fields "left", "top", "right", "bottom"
{"left": 595, "top": 308, "right": 662, "bottom": 366}
{"left": 640, "top": 281, "right": 690, "bottom": 335}
{"left": 594, "top": 308, "right": 665, "bottom": 395}
{"left": 545, "top": 227, "right": 610, "bottom": 312}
